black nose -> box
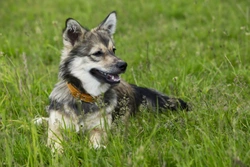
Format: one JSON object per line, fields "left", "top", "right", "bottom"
{"left": 116, "top": 61, "right": 127, "bottom": 72}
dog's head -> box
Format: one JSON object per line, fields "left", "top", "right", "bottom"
{"left": 59, "top": 12, "right": 127, "bottom": 96}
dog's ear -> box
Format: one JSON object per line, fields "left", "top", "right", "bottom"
{"left": 97, "top": 11, "right": 117, "bottom": 35}
{"left": 63, "top": 18, "right": 87, "bottom": 47}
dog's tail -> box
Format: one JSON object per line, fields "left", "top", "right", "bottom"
{"left": 131, "top": 84, "right": 189, "bottom": 112}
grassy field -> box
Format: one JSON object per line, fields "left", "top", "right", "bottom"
{"left": 0, "top": 0, "right": 250, "bottom": 166}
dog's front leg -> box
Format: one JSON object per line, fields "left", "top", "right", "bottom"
{"left": 89, "top": 128, "right": 107, "bottom": 149}
{"left": 47, "top": 124, "right": 63, "bottom": 153}
{"left": 47, "top": 110, "right": 73, "bottom": 153}
{"left": 86, "top": 112, "right": 112, "bottom": 149}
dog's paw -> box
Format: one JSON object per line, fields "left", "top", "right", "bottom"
{"left": 92, "top": 143, "right": 106, "bottom": 150}
{"left": 33, "top": 117, "right": 49, "bottom": 125}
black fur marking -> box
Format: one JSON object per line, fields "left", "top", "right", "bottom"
{"left": 49, "top": 100, "right": 64, "bottom": 111}
{"left": 103, "top": 89, "right": 115, "bottom": 105}
{"left": 131, "top": 84, "right": 189, "bottom": 111}
{"left": 49, "top": 99, "right": 99, "bottom": 116}
{"left": 59, "top": 56, "right": 87, "bottom": 93}
{"left": 77, "top": 102, "right": 99, "bottom": 114}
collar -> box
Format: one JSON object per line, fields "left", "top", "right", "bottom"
{"left": 67, "top": 82, "right": 96, "bottom": 103}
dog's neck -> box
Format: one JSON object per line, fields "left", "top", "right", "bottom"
{"left": 67, "top": 82, "right": 96, "bottom": 103}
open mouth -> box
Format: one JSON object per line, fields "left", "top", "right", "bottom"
{"left": 90, "top": 69, "right": 121, "bottom": 84}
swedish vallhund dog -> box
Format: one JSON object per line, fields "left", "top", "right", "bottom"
{"left": 35, "top": 11, "right": 189, "bottom": 152}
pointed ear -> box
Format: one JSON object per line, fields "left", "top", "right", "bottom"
{"left": 63, "top": 18, "right": 87, "bottom": 47}
{"left": 97, "top": 11, "right": 117, "bottom": 35}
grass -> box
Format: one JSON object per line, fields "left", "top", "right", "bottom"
{"left": 0, "top": 0, "right": 250, "bottom": 166}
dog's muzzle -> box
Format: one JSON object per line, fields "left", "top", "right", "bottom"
{"left": 90, "top": 61, "right": 127, "bottom": 85}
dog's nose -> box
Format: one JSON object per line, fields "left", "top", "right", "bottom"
{"left": 116, "top": 61, "right": 127, "bottom": 72}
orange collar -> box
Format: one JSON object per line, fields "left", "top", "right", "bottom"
{"left": 67, "top": 83, "right": 96, "bottom": 103}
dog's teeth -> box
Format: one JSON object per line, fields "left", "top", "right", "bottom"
{"left": 105, "top": 73, "right": 120, "bottom": 82}
{"left": 100, "top": 71, "right": 107, "bottom": 75}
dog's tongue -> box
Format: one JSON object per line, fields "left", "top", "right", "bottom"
{"left": 106, "top": 74, "right": 120, "bottom": 82}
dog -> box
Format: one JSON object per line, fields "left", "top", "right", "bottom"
{"left": 36, "top": 11, "right": 189, "bottom": 152}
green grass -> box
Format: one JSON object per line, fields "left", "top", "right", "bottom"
{"left": 1, "top": 0, "right": 250, "bottom": 166}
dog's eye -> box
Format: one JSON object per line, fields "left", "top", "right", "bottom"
{"left": 93, "top": 51, "right": 103, "bottom": 56}
{"left": 113, "top": 48, "right": 116, "bottom": 54}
